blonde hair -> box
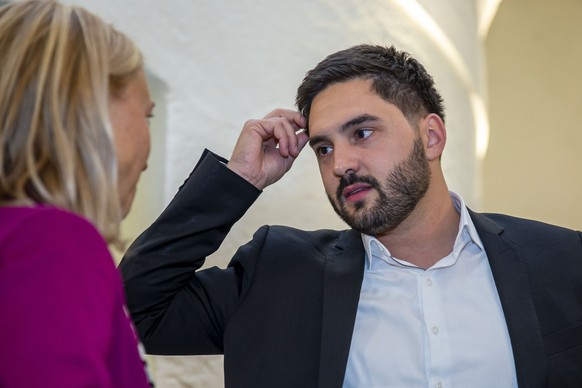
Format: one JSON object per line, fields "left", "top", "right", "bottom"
{"left": 0, "top": 1, "right": 143, "bottom": 245}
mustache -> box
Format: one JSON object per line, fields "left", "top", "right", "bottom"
{"left": 336, "top": 173, "right": 380, "bottom": 201}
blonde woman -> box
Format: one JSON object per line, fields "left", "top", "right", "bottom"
{"left": 0, "top": 1, "right": 153, "bottom": 386}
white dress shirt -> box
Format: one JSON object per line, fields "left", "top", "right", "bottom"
{"left": 343, "top": 192, "right": 518, "bottom": 388}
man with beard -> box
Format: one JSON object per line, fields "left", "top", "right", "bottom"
{"left": 120, "top": 45, "right": 582, "bottom": 388}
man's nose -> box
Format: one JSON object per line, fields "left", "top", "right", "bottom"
{"left": 333, "top": 147, "right": 359, "bottom": 177}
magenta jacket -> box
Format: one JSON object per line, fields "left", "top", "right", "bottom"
{"left": 0, "top": 206, "right": 151, "bottom": 387}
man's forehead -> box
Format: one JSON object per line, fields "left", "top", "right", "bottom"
{"left": 309, "top": 81, "right": 375, "bottom": 121}
{"left": 308, "top": 86, "right": 401, "bottom": 135}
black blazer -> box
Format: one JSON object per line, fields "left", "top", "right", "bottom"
{"left": 120, "top": 150, "right": 582, "bottom": 388}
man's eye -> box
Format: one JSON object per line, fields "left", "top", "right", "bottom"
{"left": 356, "top": 129, "right": 373, "bottom": 140}
{"left": 316, "top": 146, "right": 333, "bottom": 157}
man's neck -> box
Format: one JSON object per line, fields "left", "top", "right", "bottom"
{"left": 374, "top": 187, "right": 460, "bottom": 270}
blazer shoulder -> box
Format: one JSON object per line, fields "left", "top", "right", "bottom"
{"left": 256, "top": 224, "right": 355, "bottom": 254}
{"left": 474, "top": 211, "right": 580, "bottom": 234}
{"left": 472, "top": 211, "right": 582, "bottom": 250}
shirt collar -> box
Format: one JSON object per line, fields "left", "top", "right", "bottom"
{"left": 450, "top": 191, "right": 484, "bottom": 252}
{"left": 361, "top": 191, "right": 485, "bottom": 270}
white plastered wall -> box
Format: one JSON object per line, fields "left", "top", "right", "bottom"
{"left": 57, "top": 0, "right": 493, "bottom": 386}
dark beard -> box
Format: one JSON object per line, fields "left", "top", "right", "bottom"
{"left": 327, "top": 137, "right": 431, "bottom": 235}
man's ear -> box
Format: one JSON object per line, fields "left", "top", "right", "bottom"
{"left": 424, "top": 114, "right": 446, "bottom": 161}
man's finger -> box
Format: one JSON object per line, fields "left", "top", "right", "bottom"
{"left": 263, "top": 108, "right": 306, "bottom": 129}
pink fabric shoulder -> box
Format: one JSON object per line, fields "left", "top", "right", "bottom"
{"left": 0, "top": 206, "right": 151, "bottom": 387}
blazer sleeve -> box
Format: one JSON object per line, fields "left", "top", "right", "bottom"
{"left": 119, "top": 149, "right": 262, "bottom": 355}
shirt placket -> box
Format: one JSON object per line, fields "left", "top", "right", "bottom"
{"left": 420, "top": 268, "right": 452, "bottom": 388}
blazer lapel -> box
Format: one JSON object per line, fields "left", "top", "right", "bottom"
{"left": 318, "top": 229, "right": 365, "bottom": 388}
{"left": 470, "top": 211, "right": 547, "bottom": 387}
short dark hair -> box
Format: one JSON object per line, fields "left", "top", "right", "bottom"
{"left": 296, "top": 44, "right": 445, "bottom": 129}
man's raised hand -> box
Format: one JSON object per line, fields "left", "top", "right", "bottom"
{"left": 227, "top": 109, "right": 309, "bottom": 190}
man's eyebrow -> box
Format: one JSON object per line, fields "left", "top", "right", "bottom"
{"left": 340, "top": 114, "right": 379, "bottom": 132}
{"left": 309, "top": 113, "right": 380, "bottom": 148}
{"left": 308, "top": 134, "right": 327, "bottom": 148}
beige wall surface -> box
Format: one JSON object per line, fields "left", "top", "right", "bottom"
{"left": 484, "top": 0, "right": 582, "bottom": 230}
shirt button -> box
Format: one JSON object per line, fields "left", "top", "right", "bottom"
{"left": 426, "top": 278, "right": 433, "bottom": 286}
{"left": 436, "top": 383, "right": 443, "bottom": 388}
{"left": 432, "top": 326, "right": 439, "bottom": 335}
